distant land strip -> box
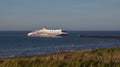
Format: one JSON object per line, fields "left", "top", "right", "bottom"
{"left": 80, "top": 35, "right": 120, "bottom": 38}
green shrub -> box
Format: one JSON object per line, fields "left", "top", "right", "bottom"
{"left": 0, "top": 48, "right": 120, "bottom": 67}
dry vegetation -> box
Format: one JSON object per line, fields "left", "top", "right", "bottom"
{"left": 0, "top": 48, "right": 120, "bottom": 67}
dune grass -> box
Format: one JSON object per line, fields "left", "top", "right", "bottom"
{"left": 0, "top": 48, "right": 120, "bottom": 67}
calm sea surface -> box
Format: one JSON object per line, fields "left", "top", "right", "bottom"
{"left": 0, "top": 31, "right": 120, "bottom": 57}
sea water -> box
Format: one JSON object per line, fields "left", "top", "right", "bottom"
{"left": 0, "top": 31, "right": 120, "bottom": 57}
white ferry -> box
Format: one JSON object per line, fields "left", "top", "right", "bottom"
{"left": 27, "top": 28, "right": 68, "bottom": 37}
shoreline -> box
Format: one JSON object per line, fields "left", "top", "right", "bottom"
{"left": 0, "top": 49, "right": 82, "bottom": 59}
{"left": 0, "top": 47, "right": 118, "bottom": 59}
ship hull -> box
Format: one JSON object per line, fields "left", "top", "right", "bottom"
{"left": 28, "top": 33, "right": 68, "bottom": 37}
{"left": 57, "top": 33, "right": 68, "bottom": 36}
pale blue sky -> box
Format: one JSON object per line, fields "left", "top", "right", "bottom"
{"left": 0, "top": 0, "right": 120, "bottom": 30}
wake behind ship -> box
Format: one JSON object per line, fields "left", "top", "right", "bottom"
{"left": 27, "top": 28, "right": 68, "bottom": 37}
